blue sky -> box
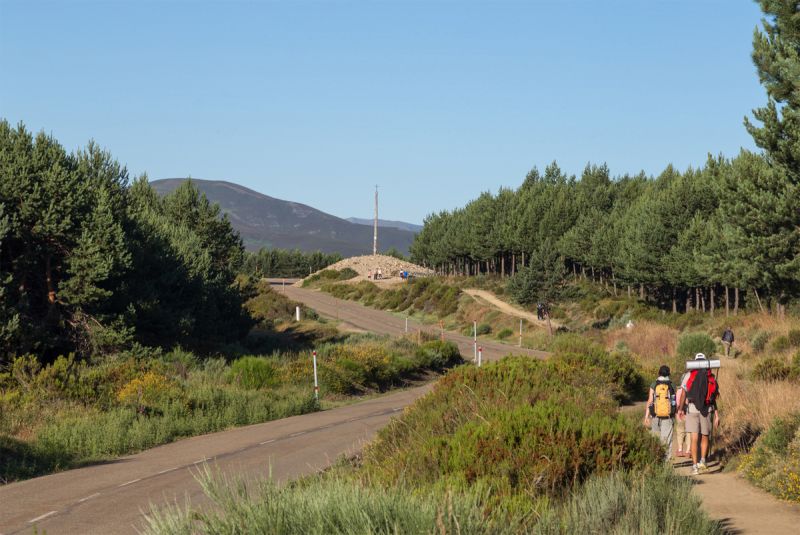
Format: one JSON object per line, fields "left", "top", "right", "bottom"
{"left": 1, "top": 0, "right": 765, "bottom": 224}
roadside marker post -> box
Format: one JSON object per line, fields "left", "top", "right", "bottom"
{"left": 519, "top": 319, "right": 522, "bottom": 348}
{"left": 405, "top": 317, "right": 408, "bottom": 333}
{"left": 295, "top": 306, "right": 301, "bottom": 322}
{"left": 473, "top": 321, "right": 477, "bottom": 362}
{"left": 312, "top": 351, "right": 319, "bottom": 400}
{"left": 282, "top": 278, "right": 285, "bottom": 293}
{"left": 440, "top": 321, "right": 444, "bottom": 341}
{"left": 478, "top": 346, "right": 483, "bottom": 367}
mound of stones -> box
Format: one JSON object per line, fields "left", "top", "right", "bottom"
{"left": 306, "top": 254, "right": 433, "bottom": 283}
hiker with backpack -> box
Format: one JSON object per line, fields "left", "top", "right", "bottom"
{"left": 722, "top": 327, "right": 734, "bottom": 357}
{"left": 676, "top": 353, "right": 720, "bottom": 475}
{"left": 643, "top": 365, "right": 677, "bottom": 461}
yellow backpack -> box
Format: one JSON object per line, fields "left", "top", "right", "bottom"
{"left": 651, "top": 381, "right": 675, "bottom": 418}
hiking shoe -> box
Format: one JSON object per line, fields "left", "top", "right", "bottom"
{"left": 698, "top": 462, "right": 708, "bottom": 473}
{"left": 691, "top": 465, "right": 699, "bottom": 475}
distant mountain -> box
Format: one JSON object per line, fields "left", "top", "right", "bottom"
{"left": 150, "top": 179, "right": 417, "bottom": 256}
{"left": 346, "top": 217, "right": 423, "bottom": 233}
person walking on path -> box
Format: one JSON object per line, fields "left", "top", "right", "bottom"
{"left": 677, "top": 353, "right": 720, "bottom": 475}
{"left": 675, "top": 368, "right": 691, "bottom": 458}
{"left": 644, "top": 365, "right": 677, "bottom": 461}
{"left": 722, "top": 327, "right": 735, "bottom": 357}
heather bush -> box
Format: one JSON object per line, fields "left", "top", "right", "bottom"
{"left": 496, "top": 328, "right": 514, "bottom": 339}
{"left": 751, "top": 357, "right": 791, "bottom": 382}
{"left": 360, "top": 355, "right": 659, "bottom": 511}
{"left": 772, "top": 335, "right": 791, "bottom": 353}
{"left": 676, "top": 332, "right": 716, "bottom": 359}
{"left": 789, "top": 329, "right": 800, "bottom": 348}
{"left": 228, "top": 356, "right": 279, "bottom": 390}
{"left": 752, "top": 330, "right": 770, "bottom": 353}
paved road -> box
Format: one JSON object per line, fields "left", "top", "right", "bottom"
{"left": 280, "top": 285, "right": 549, "bottom": 362}
{"left": 1, "top": 285, "right": 543, "bottom": 535}
{"left": 0, "top": 387, "right": 429, "bottom": 535}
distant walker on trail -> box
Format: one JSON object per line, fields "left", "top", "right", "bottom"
{"left": 722, "top": 327, "right": 734, "bottom": 357}
{"left": 644, "top": 365, "right": 676, "bottom": 461}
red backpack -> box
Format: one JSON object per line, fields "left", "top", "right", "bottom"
{"left": 686, "top": 369, "right": 718, "bottom": 408}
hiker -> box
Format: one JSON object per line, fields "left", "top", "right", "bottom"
{"left": 367, "top": 269, "right": 373, "bottom": 280}
{"left": 376, "top": 268, "right": 382, "bottom": 280}
{"left": 677, "top": 353, "right": 720, "bottom": 475}
{"left": 722, "top": 327, "right": 734, "bottom": 357}
{"left": 675, "top": 368, "right": 691, "bottom": 458}
{"left": 644, "top": 365, "right": 676, "bottom": 461}
{"left": 536, "top": 303, "right": 543, "bottom": 320}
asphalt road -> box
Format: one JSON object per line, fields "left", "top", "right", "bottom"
{"left": 0, "top": 386, "right": 429, "bottom": 535}
{"left": 280, "top": 284, "right": 549, "bottom": 363}
{"left": 1, "top": 285, "right": 543, "bottom": 535}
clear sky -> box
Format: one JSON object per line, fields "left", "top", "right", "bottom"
{"left": 1, "top": 0, "right": 765, "bottom": 224}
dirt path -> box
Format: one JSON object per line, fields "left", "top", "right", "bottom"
{"left": 675, "top": 459, "right": 800, "bottom": 534}
{"left": 463, "top": 288, "right": 561, "bottom": 329}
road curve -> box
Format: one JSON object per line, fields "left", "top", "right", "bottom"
{"left": 281, "top": 285, "right": 549, "bottom": 362}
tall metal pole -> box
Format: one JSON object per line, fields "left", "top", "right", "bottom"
{"left": 373, "top": 185, "right": 378, "bottom": 255}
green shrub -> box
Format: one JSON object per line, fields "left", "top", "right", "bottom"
{"left": 476, "top": 323, "right": 491, "bottom": 335}
{"left": 414, "top": 341, "right": 463, "bottom": 371}
{"left": 228, "top": 357, "right": 279, "bottom": 389}
{"left": 752, "top": 331, "right": 770, "bottom": 353}
{"left": 772, "top": 335, "right": 791, "bottom": 353}
{"left": 338, "top": 267, "right": 358, "bottom": 280}
{"left": 789, "top": 330, "right": 800, "bottom": 348}
{"left": 760, "top": 413, "right": 800, "bottom": 454}
{"left": 751, "top": 357, "right": 791, "bottom": 382}
{"left": 496, "top": 328, "right": 513, "bottom": 339}
{"left": 442, "top": 399, "right": 659, "bottom": 498}
{"left": 361, "top": 356, "right": 659, "bottom": 507}
{"left": 676, "top": 332, "right": 716, "bottom": 360}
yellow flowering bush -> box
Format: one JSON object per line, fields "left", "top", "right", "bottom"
{"left": 739, "top": 412, "right": 800, "bottom": 503}
{"left": 117, "top": 372, "right": 181, "bottom": 414}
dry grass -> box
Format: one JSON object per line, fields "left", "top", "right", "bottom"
{"left": 715, "top": 358, "right": 800, "bottom": 454}
{"left": 605, "top": 321, "right": 678, "bottom": 365}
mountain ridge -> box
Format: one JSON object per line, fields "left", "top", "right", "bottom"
{"left": 150, "top": 178, "right": 417, "bottom": 256}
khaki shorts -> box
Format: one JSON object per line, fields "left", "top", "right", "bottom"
{"left": 685, "top": 404, "right": 711, "bottom": 435}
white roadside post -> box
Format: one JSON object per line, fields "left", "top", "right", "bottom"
{"left": 473, "top": 321, "right": 477, "bottom": 362}
{"left": 478, "top": 346, "right": 483, "bottom": 367}
{"left": 295, "top": 306, "right": 301, "bottom": 322}
{"left": 405, "top": 317, "right": 408, "bottom": 333}
{"left": 519, "top": 319, "right": 523, "bottom": 348}
{"left": 312, "top": 350, "right": 319, "bottom": 400}
{"left": 282, "top": 278, "right": 285, "bottom": 293}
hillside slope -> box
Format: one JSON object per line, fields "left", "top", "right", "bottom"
{"left": 346, "top": 217, "right": 422, "bottom": 232}
{"left": 151, "top": 179, "right": 416, "bottom": 255}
